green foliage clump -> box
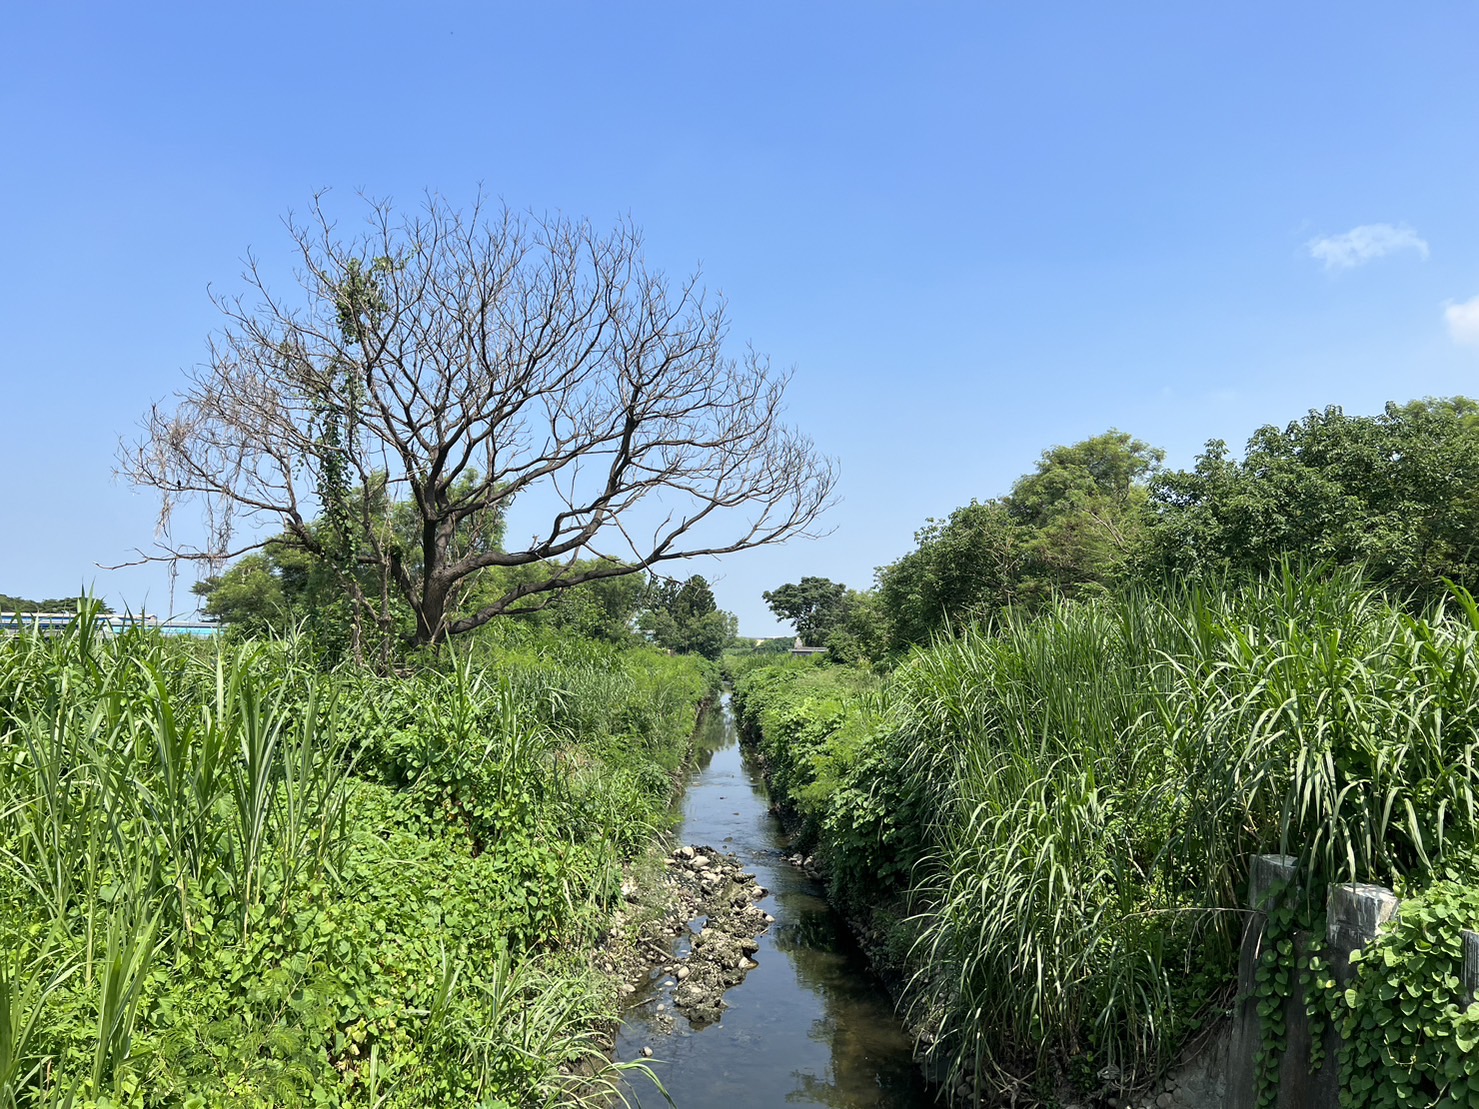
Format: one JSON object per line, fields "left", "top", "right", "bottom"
{"left": 860, "top": 398, "right": 1479, "bottom": 662}
{"left": 732, "top": 661, "right": 925, "bottom": 912}
{"left": 0, "top": 604, "right": 711, "bottom": 1107}
{"left": 1144, "top": 397, "right": 1479, "bottom": 602}
{"left": 874, "top": 499, "right": 1026, "bottom": 655}
{"left": 763, "top": 577, "right": 848, "bottom": 646}
{"left": 735, "top": 568, "right": 1479, "bottom": 1100}
{"left": 638, "top": 575, "right": 737, "bottom": 660}
{"left": 873, "top": 429, "right": 1163, "bottom": 656}
{"left": 1332, "top": 881, "right": 1479, "bottom": 1108}
{"left": 762, "top": 580, "right": 887, "bottom": 663}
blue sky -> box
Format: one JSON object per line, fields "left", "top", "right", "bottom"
{"left": 3, "top": 3, "right": 1478, "bottom": 634}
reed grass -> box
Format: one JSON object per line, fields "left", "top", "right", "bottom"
{"left": 899, "top": 569, "right": 1479, "bottom": 1092}
{"left": 0, "top": 602, "right": 710, "bottom": 1106}
{"left": 739, "top": 567, "right": 1479, "bottom": 1098}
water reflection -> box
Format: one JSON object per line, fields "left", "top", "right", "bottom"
{"left": 617, "top": 695, "right": 939, "bottom": 1109}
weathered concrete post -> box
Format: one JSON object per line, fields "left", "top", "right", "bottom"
{"left": 1227, "top": 854, "right": 1297, "bottom": 1109}
{"left": 1303, "top": 882, "right": 1402, "bottom": 1107}
{"left": 1463, "top": 930, "right": 1479, "bottom": 1007}
{"left": 1228, "top": 863, "right": 1403, "bottom": 1109}
{"left": 1325, "top": 882, "right": 1401, "bottom": 982}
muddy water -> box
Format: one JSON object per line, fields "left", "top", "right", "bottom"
{"left": 616, "top": 693, "right": 939, "bottom": 1108}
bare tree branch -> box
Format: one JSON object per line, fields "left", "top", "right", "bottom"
{"left": 121, "top": 192, "right": 837, "bottom": 646}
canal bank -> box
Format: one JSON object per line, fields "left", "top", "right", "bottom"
{"left": 615, "top": 693, "right": 939, "bottom": 1108}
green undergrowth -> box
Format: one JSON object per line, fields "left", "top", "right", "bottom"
{"left": 733, "top": 569, "right": 1479, "bottom": 1102}
{"left": 0, "top": 607, "right": 712, "bottom": 1107}
{"left": 1329, "top": 876, "right": 1479, "bottom": 1108}
{"left": 726, "top": 661, "right": 920, "bottom": 920}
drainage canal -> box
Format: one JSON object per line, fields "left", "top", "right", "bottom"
{"left": 616, "top": 693, "right": 940, "bottom": 1107}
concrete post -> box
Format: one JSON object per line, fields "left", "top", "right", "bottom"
{"left": 1325, "top": 882, "right": 1401, "bottom": 985}
{"left": 1463, "top": 930, "right": 1479, "bottom": 1008}
{"left": 1291, "top": 882, "right": 1399, "bottom": 1109}
{"left": 1227, "top": 855, "right": 1298, "bottom": 1109}
{"left": 1249, "top": 854, "right": 1299, "bottom": 911}
{"left": 1228, "top": 864, "right": 1404, "bottom": 1109}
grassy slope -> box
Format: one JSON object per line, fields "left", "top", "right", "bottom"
{"left": 0, "top": 614, "right": 712, "bottom": 1108}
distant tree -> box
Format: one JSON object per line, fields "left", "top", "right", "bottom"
{"left": 495, "top": 558, "right": 647, "bottom": 643}
{"left": 639, "top": 575, "right": 738, "bottom": 660}
{"left": 821, "top": 589, "right": 888, "bottom": 664}
{"left": 192, "top": 538, "right": 365, "bottom": 653}
{"left": 872, "top": 430, "right": 1164, "bottom": 653}
{"left": 192, "top": 555, "right": 287, "bottom": 636}
{"left": 875, "top": 499, "right": 1027, "bottom": 653}
{"left": 0, "top": 594, "right": 114, "bottom": 614}
{"left": 1009, "top": 430, "right": 1164, "bottom": 601}
{"left": 753, "top": 636, "right": 795, "bottom": 655}
{"left": 762, "top": 576, "right": 849, "bottom": 645}
{"left": 123, "top": 193, "right": 836, "bottom": 650}
{"left": 1144, "top": 398, "right": 1479, "bottom": 599}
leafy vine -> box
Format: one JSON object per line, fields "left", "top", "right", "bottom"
{"left": 1328, "top": 881, "right": 1479, "bottom": 1109}
{"left": 1251, "top": 882, "right": 1332, "bottom": 1107}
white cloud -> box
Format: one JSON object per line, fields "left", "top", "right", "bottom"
{"left": 1307, "top": 223, "right": 1430, "bottom": 271}
{"left": 1445, "top": 295, "right": 1479, "bottom": 347}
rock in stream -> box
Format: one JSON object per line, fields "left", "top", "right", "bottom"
{"left": 658, "top": 843, "right": 772, "bottom": 1024}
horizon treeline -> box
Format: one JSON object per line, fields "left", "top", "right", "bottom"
{"left": 765, "top": 396, "right": 1479, "bottom": 661}
{"left": 0, "top": 594, "right": 114, "bottom": 614}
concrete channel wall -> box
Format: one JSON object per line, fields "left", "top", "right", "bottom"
{"left": 1225, "top": 854, "right": 1479, "bottom": 1109}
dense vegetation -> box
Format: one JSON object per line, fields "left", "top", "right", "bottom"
{"left": 0, "top": 606, "right": 712, "bottom": 1107}
{"left": 735, "top": 570, "right": 1479, "bottom": 1101}
{"left": 738, "top": 396, "right": 1479, "bottom": 1104}
{"left": 196, "top": 543, "right": 739, "bottom": 666}
{"left": 0, "top": 596, "right": 111, "bottom": 614}
{"left": 765, "top": 397, "right": 1479, "bottom": 661}
{"left": 14, "top": 391, "right": 1478, "bottom": 1105}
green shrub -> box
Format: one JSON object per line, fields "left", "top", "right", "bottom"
{"left": 1334, "top": 880, "right": 1479, "bottom": 1108}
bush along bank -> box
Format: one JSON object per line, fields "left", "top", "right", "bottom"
{"left": 0, "top": 608, "right": 714, "bottom": 1108}
{"left": 727, "top": 660, "right": 923, "bottom": 966}
{"left": 732, "top": 569, "right": 1479, "bottom": 1107}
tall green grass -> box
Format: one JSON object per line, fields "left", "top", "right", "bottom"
{"left": 0, "top": 605, "right": 350, "bottom": 1104}
{"left": 737, "top": 569, "right": 1479, "bottom": 1098}
{"left": 0, "top": 603, "right": 709, "bottom": 1106}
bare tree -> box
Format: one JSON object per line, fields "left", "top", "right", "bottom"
{"left": 122, "top": 193, "right": 836, "bottom": 648}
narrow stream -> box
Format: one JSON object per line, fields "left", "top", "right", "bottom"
{"left": 616, "top": 693, "right": 940, "bottom": 1108}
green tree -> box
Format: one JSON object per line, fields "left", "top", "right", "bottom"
{"left": 1009, "top": 429, "right": 1164, "bottom": 601}
{"left": 1144, "top": 398, "right": 1479, "bottom": 599}
{"left": 191, "top": 555, "right": 287, "bottom": 636}
{"left": 192, "top": 538, "right": 368, "bottom": 655}
{"left": 195, "top": 472, "right": 515, "bottom": 659}
{"left": 0, "top": 594, "right": 114, "bottom": 614}
{"left": 762, "top": 577, "right": 849, "bottom": 646}
{"left": 875, "top": 499, "right": 1027, "bottom": 653}
{"left": 872, "top": 430, "right": 1163, "bottom": 653}
{"left": 491, "top": 558, "right": 647, "bottom": 643}
{"left": 639, "top": 575, "right": 738, "bottom": 660}
{"left": 821, "top": 589, "right": 887, "bottom": 664}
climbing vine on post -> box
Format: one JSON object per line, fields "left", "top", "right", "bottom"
{"left": 1249, "top": 877, "right": 1334, "bottom": 1109}
{"left": 1330, "top": 882, "right": 1479, "bottom": 1108}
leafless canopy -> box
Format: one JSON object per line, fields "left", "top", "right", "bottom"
{"left": 123, "top": 192, "right": 836, "bottom": 645}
